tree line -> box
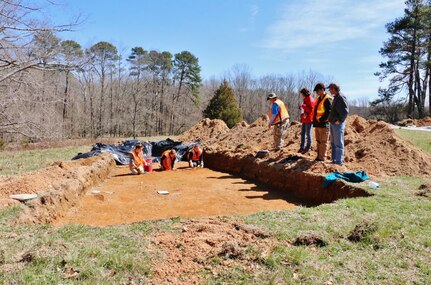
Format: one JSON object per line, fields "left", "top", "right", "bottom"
{"left": 374, "top": 0, "right": 431, "bottom": 121}
{"left": 2, "top": 0, "right": 404, "bottom": 144}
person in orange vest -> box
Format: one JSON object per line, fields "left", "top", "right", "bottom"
{"left": 160, "top": 149, "right": 177, "bottom": 171}
{"left": 129, "top": 142, "right": 147, "bottom": 175}
{"left": 312, "top": 83, "right": 333, "bottom": 161}
{"left": 267, "top": 92, "right": 290, "bottom": 150}
{"left": 187, "top": 144, "right": 204, "bottom": 168}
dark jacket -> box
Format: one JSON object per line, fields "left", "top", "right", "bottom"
{"left": 312, "top": 94, "right": 332, "bottom": 128}
{"left": 328, "top": 93, "right": 349, "bottom": 123}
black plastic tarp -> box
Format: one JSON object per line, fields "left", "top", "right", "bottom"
{"left": 72, "top": 138, "right": 200, "bottom": 165}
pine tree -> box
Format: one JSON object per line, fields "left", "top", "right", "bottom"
{"left": 377, "top": 0, "right": 431, "bottom": 118}
{"left": 203, "top": 80, "right": 242, "bottom": 128}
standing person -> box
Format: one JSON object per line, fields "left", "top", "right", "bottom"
{"left": 298, "top": 88, "right": 315, "bottom": 154}
{"left": 187, "top": 144, "right": 204, "bottom": 168}
{"left": 328, "top": 83, "right": 349, "bottom": 165}
{"left": 312, "top": 83, "right": 332, "bottom": 161}
{"left": 129, "top": 142, "right": 147, "bottom": 175}
{"left": 160, "top": 149, "right": 177, "bottom": 171}
{"left": 267, "top": 92, "right": 290, "bottom": 150}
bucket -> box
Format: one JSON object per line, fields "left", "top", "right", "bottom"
{"left": 144, "top": 158, "right": 153, "bottom": 173}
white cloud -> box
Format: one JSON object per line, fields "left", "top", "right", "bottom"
{"left": 261, "top": 0, "right": 405, "bottom": 52}
{"left": 251, "top": 4, "right": 259, "bottom": 18}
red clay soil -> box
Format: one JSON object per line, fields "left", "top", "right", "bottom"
{"left": 179, "top": 115, "right": 431, "bottom": 177}
{"left": 148, "top": 217, "right": 274, "bottom": 285}
{"left": 415, "top": 117, "right": 431, "bottom": 127}
{"left": 54, "top": 162, "right": 296, "bottom": 227}
{"left": 0, "top": 154, "right": 114, "bottom": 223}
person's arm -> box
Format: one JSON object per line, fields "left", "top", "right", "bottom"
{"left": 172, "top": 157, "right": 176, "bottom": 169}
{"left": 320, "top": 99, "right": 332, "bottom": 123}
{"left": 268, "top": 103, "right": 279, "bottom": 125}
{"left": 337, "top": 95, "right": 349, "bottom": 122}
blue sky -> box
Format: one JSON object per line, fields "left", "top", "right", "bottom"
{"left": 46, "top": 0, "right": 405, "bottom": 100}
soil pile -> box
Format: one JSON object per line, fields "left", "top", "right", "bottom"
{"left": 181, "top": 115, "right": 431, "bottom": 177}
{"left": 149, "top": 218, "right": 273, "bottom": 285}
{"left": 178, "top": 118, "right": 229, "bottom": 143}
{"left": 397, "top": 117, "right": 431, "bottom": 127}
{"left": 415, "top": 117, "right": 431, "bottom": 127}
{"left": 0, "top": 154, "right": 114, "bottom": 216}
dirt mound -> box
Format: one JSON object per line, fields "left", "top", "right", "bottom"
{"left": 0, "top": 156, "right": 104, "bottom": 200}
{"left": 415, "top": 117, "right": 431, "bottom": 127}
{"left": 415, "top": 182, "right": 431, "bottom": 197}
{"left": 0, "top": 154, "right": 115, "bottom": 223}
{"left": 184, "top": 115, "right": 431, "bottom": 177}
{"left": 178, "top": 118, "right": 229, "bottom": 143}
{"left": 293, "top": 231, "right": 327, "bottom": 247}
{"left": 149, "top": 218, "right": 272, "bottom": 284}
{"left": 397, "top": 117, "right": 431, "bottom": 127}
{"left": 347, "top": 220, "right": 377, "bottom": 242}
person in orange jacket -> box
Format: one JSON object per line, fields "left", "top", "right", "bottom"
{"left": 129, "top": 142, "right": 147, "bottom": 175}
{"left": 160, "top": 149, "right": 177, "bottom": 171}
{"left": 187, "top": 144, "right": 204, "bottom": 168}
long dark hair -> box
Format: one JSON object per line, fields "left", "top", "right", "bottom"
{"left": 299, "top": 87, "right": 311, "bottom": 96}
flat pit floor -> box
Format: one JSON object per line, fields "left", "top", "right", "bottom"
{"left": 54, "top": 162, "right": 296, "bottom": 226}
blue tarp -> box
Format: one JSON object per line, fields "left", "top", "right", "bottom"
{"left": 72, "top": 139, "right": 200, "bottom": 165}
{"left": 323, "top": 171, "right": 370, "bottom": 188}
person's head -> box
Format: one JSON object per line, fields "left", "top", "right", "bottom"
{"left": 193, "top": 144, "right": 200, "bottom": 150}
{"left": 313, "top": 83, "right": 325, "bottom": 96}
{"left": 266, "top": 92, "right": 277, "bottom": 103}
{"left": 328, "top": 82, "right": 340, "bottom": 95}
{"left": 299, "top": 87, "right": 311, "bottom": 98}
{"left": 170, "top": 149, "right": 177, "bottom": 157}
{"left": 135, "top": 142, "right": 142, "bottom": 149}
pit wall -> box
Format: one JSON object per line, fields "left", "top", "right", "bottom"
{"left": 204, "top": 152, "right": 372, "bottom": 205}
{"left": 16, "top": 154, "right": 115, "bottom": 224}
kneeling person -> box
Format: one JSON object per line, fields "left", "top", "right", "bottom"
{"left": 129, "top": 142, "right": 147, "bottom": 175}
{"left": 188, "top": 144, "right": 204, "bottom": 168}
{"left": 160, "top": 149, "right": 177, "bottom": 171}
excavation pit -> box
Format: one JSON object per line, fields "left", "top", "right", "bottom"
{"left": 54, "top": 162, "right": 299, "bottom": 226}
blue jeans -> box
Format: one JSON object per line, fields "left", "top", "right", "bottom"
{"left": 330, "top": 121, "right": 345, "bottom": 164}
{"left": 300, "top": 123, "right": 312, "bottom": 150}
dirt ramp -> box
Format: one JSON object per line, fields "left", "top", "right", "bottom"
{"left": 3, "top": 154, "right": 116, "bottom": 224}
{"left": 205, "top": 152, "right": 372, "bottom": 204}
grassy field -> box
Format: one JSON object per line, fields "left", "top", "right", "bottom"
{"left": 0, "top": 136, "right": 175, "bottom": 176}
{"left": 395, "top": 129, "right": 431, "bottom": 153}
{"left": 0, "top": 146, "right": 90, "bottom": 176}
{"left": 0, "top": 132, "right": 430, "bottom": 284}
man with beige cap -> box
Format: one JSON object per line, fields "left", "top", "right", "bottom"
{"left": 267, "top": 92, "right": 290, "bottom": 150}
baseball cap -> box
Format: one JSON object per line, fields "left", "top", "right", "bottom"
{"left": 313, "top": 83, "right": 325, "bottom": 92}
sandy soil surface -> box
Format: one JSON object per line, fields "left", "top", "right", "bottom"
{"left": 54, "top": 162, "right": 296, "bottom": 226}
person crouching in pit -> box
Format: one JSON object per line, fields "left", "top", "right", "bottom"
{"left": 160, "top": 149, "right": 177, "bottom": 171}
{"left": 129, "top": 142, "right": 147, "bottom": 175}
{"left": 188, "top": 144, "right": 204, "bottom": 168}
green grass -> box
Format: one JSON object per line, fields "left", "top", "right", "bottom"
{"left": 0, "top": 146, "right": 90, "bottom": 176}
{"left": 0, "top": 133, "right": 430, "bottom": 283}
{"left": 395, "top": 129, "right": 431, "bottom": 153}
{"left": 0, "top": 177, "right": 430, "bottom": 284}
{"left": 208, "top": 176, "right": 431, "bottom": 284}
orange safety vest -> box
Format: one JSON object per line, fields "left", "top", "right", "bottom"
{"left": 189, "top": 146, "right": 202, "bottom": 161}
{"left": 269, "top": 99, "right": 289, "bottom": 125}
{"left": 130, "top": 149, "right": 144, "bottom": 167}
{"left": 161, "top": 150, "right": 176, "bottom": 170}
{"left": 314, "top": 93, "right": 332, "bottom": 121}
